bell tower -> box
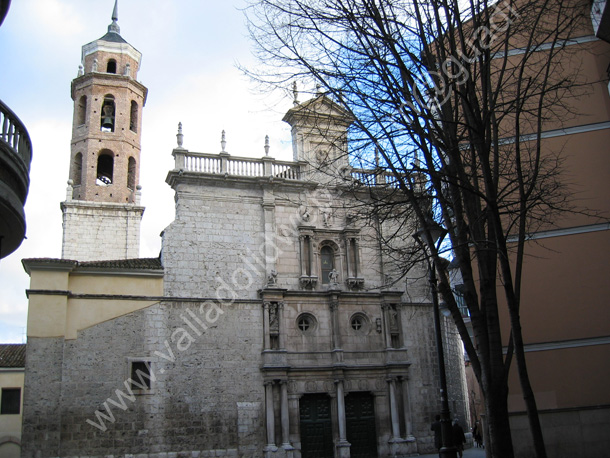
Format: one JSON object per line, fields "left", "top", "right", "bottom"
{"left": 61, "top": 1, "right": 148, "bottom": 261}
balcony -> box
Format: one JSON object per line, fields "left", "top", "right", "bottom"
{"left": 0, "top": 99, "right": 32, "bottom": 259}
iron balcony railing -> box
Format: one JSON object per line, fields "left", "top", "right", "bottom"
{"left": 1, "top": 99, "right": 32, "bottom": 184}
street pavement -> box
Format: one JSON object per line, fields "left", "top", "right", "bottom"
{"left": 416, "top": 445, "right": 487, "bottom": 458}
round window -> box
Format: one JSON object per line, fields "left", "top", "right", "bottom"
{"left": 350, "top": 313, "right": 369, "bottom": 334}
{"left": 296, "top": 313, "right": 316, "bottom": 333}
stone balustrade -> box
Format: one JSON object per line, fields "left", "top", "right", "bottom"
{"left": 171, "top": 149, "right": 408, "bottom": 187}
{"left": 351, "top": 168, "right": 400, "bottom": 187}
{"left": 173, "top": 149, "right": 302, "bottom": 180}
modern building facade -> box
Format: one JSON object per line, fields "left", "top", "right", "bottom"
{"left": 0, "top": 344, "right": 25, "bottom": 458}
{"left": 471, "top": 2, "right": 610, "bottom": 456}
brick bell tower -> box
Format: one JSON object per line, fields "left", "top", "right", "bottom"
{"left": 61, "top": 1, "right": 147, "bottom": 261}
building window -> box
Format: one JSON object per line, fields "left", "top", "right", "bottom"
{"left": 350, "top": 313, "right": 370, "bottom": 334}
{"left": 129, "top": 361, "right": 152, "bottom": 391}
{"left": 127, "top": 157, "right": 136, "bottom": 190}
{"left": 100, "top": 95, "right": 116, "bottom": 132}
{"left": 320, "top": 245, "right": 335, "bottom": 284}
{"left": 106, "top": 59, "right": 117, "bottom": 73}
{"left": 296, "top": 313, "right": 317, "bottom": 334}
{"left": 76, "top": 95, "right": 87, "bottom": 125}
{"left": 0, "top": 388, "right": 21, "bottom": 415}
{"left": 96, "top": 151, "right": 114, "bottom": 185}
{"left": 130, "top": 100, "right": 138, "bottom": 132}
{"left": 72, "top": 152, "right": 83, "bottom": 186}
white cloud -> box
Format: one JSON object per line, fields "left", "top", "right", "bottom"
{"left": 26, "top": 0, "right": 87, "bottom": 38}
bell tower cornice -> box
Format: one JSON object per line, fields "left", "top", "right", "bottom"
{"left": 81, "top": 40, "right": 142, "bottom": 68}
{"left": 70, "top": 72, "right": 148, "bottom": 106}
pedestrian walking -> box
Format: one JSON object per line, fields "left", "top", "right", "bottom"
{"left": 431, "top": 414, "right": 442, "bottom": 456}
{"left": 452, "top": 419, "right": 466, "bottom": 458}
{"left": 472, "top": 420, "right": 483, "bottom": 448}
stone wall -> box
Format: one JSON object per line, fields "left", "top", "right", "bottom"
{"left": 22, "top": 300, "right": 265, "bottom": 458}
{"left": 162, "top": 182, "right": 266, "bottom": 299}
{"left": 61, "top": 200, "right": 143, "bottom": 261}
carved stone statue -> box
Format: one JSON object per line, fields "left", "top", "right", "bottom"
{"left": 329, "top": 268, "right": 339, "bottom": 285}
{"left": 267, "top": 269, "right": 278, "bottom": 287}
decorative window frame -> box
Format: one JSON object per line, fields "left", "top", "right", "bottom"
{"left": 349, "top": 312, "right": 371, "bottom": 335}
{"left": 296, "top": 313, "right": 318, "bottom": 334}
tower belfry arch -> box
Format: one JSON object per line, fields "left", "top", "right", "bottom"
{"left": 61, "top": 1, "right": 147, "bottom": 261}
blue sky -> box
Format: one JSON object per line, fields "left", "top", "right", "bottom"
{"left": 0, "top": 0, "right": 297, "bottom": 343}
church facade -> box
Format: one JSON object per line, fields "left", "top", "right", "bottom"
{"left": 21, "top": 5, "right": 468, "bottom": 458}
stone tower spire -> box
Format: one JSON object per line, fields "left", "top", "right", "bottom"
{"left": 61, "top": 3, "right": 148, "bottom": 261}
{"left": 109, "top": 0, "right": 120, "bottom": 34}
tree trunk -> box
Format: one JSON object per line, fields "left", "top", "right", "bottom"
{"left": 510, "top": 311, "right": 547, "bottom": 458}
{"left": 484, "top": 380, "right": 514, "bottom": 458}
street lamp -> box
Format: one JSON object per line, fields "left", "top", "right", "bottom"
{"left": 414, "top": 220, "right": 457, "bottom": 458}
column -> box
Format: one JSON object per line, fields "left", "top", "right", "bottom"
{"left": 335, "top": 379, "right": 350, "bottom": 457}
{"left": 299, "top": 235, "right": 307, "bottom": 276}
{"left": 264, "top": 381, "right": 277, "bottom": 449}
{"left": 280, "top": 381, "right": 292, "bottom": 448}
{"left": 278, "top": 302, "right": 286, "bottom": 350}
{"left": 344, "top": 237, "right": 352, "bottom": 278}
{"left": 353, "top": 238, "right": 360, "bottom": 278}
{"left": 307, "top": 236, "right": 314, "bottom": 277}
{"left": 329, "top": 298, "right": 341, "bottom": 350}
{"left": 381, "top": 303, "right": 392, "bottom": 348}
{"left": 387, "top": 377, "right": 401, "bottom": 440}
{"left": 400, "top": 376, "right": 414, "bottom": 439}
{"left": 262, "top": 192, "right": 276, "bottom": 274}
{"left": 263, "top": 302, "right": 271, "bottom": 350}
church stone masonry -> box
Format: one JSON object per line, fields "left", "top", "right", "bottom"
{"left": 21, "top": 4, "right": 469, "bottom": 458}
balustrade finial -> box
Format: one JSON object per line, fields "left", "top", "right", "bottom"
{"left": 264, "top": 135, "right": 270, "bottom": 156}
{"left": 221, "top": 130, "right": 227, "bottom": 153}
{"left": 292, "top": 81, "right": 299, "bottom": 106}
{"left": 176, "top": 122, "right": 184, "bottom": 148}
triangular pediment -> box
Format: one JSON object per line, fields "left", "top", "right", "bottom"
{"left": 283, "top": 94, "right": 355, "bottom": 127}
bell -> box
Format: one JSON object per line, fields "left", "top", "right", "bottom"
{"left": 101, "top": 103, "right": 115, "bottom": 129}
{"left": 102, "top": 115, "right": 114, "bottom": 129}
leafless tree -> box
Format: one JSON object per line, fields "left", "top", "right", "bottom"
{"left": 245, "top": 0, "right": 598, "bottom": 456}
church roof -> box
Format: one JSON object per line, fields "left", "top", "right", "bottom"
{"left": 0, "top": 344, "right": 26, "bottom": 368}
{"left": 22, "top": 257, "right": 163, "bottom": 275}
{"left": 97, "top": 30, "right": 128, "bottom": 44}
{"left": 79, "top": 257, "right": 163, "bottom": 270}
{"left": 98, "top": 1, "right": 126, "bottom": 44}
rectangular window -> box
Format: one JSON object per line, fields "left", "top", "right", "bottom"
{"left": 1, "top": 388, "right": 21, "bottom": 415}
{"left": 130, "top": 361, "right": 152, "bottom": 391}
